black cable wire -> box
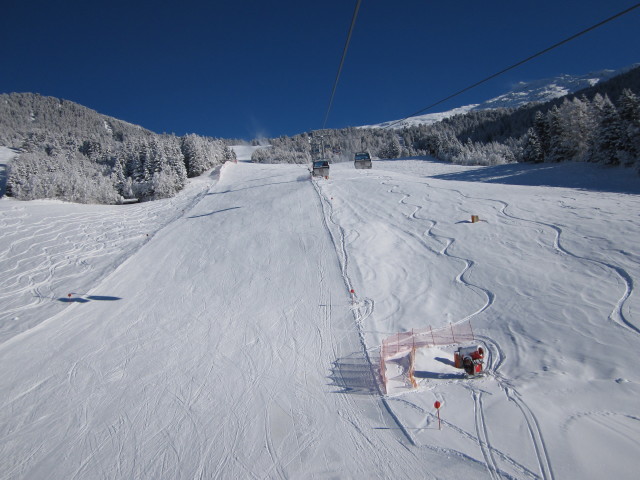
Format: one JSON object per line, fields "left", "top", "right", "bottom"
{"left": 323, "top": 0, "right": 362, "bottom": 129}
{"left": 383, "top": 2, "right": 640, "bottom": 129}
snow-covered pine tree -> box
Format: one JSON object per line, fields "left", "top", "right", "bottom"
{"left": 378, "top": 136, "right": 401, "bottom": 159}
{"left": 617, "top": 89, "right": 640, "bottom": 166}
{"left": 532, "top": 111, "right": 550, "bottom": 162}
{"left": 591, "top": 97, "right": 625, "bottom": 165}
{"left": 522, "top": 127, "right": 544, "bottom": 163}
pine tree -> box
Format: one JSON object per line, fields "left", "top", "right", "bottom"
{"left": 617, "top": 89, "right": 640, "bottom": 166}
{"left": 522, "top": 128, "right": 544, "bottom": 163}
{"left": 546, "top": 106, "right": 567, "bottom": 162}
{"left": 112, "top": 156, "right": 128, "bottom": 196}
{"left": 592, "top": 99, "right": 624, "bottom": 165}
{"left": 533, "top": 111, "right": 550, "bottom": 161}
{"left": 379, "top": 136, "right": 401, "bottom": 159}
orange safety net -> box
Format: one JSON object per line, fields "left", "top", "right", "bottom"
{"left": 380, "top": 321, "right": 475, "bottom": 393}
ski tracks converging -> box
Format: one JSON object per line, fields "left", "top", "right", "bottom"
{"left": 410, "top": 178, "right": 558, "bottom": 480}
{"left": 315, "top": 167, "right": 560, "bottom": 480}
{"left": 381, "top": 175, "right": 556, "bottom": 479}
{"left": 0, "top": 181, "right": 213, "bottom": 344}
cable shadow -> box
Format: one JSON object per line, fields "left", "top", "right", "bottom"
{"left": 206, "top": 179, "right": 303, "bottom": 195}
{"left": 187, "top": 207, "right": 241, "bottom": 218}
{"left": 329, "top": 352, "right": 380, "bottom": 395}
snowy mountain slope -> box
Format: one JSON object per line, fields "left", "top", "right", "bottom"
{"left": 0, "top": 169, "right": 219, "bottom": 344}
{"left": 319, "top": 161, "right": 640, "bottom": 479}
{"left": 365, "top": 65, "right": 637, "bottom": 129}
{"left": 473, "top": 68, "right": 626, "bottom": 110}
{"left": 1, "top": 158, "right": 639, "bottom": 479}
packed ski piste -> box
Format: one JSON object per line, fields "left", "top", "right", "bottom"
{"left": 1, "top": 146, "right": 639, "bottom": 479}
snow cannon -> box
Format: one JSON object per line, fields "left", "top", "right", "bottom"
{"left": 454, "top": 346, "right": 484, "bottom": 376}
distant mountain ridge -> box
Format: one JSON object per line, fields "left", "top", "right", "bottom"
{"left": 367, "top": 64, "right": 640, "bottom": 129}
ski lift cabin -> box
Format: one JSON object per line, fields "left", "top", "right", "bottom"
{"left": 312, "top": 160, "right": 330, "bottom": 177}
{"left": 354, "top": 151, "right": 372, "bottom": 169}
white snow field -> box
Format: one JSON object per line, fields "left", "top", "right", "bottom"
{"left": 1, "top": 155, "right": 640, "bottom": 479}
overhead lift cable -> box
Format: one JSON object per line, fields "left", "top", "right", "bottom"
{"left": 322, "top": 0, "right": 362, "bottom": 129}
{"left": 384, "top": 2, "right": 640, "bottom": 129}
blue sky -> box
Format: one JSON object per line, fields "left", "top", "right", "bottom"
{"left": 1, "top": 0, "right": 639, "bottom": 140}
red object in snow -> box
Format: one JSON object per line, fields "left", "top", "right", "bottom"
{"left": 454, "top": 346, "right": 484, "bottom": 376}
{"left": 434, "top": 401, "right": 442, "bottom": 430}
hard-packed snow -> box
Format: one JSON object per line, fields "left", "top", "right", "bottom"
{"left": 1, "top": 157, "right": 639, "bottom": 479}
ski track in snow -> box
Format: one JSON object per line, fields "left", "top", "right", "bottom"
{"left": 311, "top": 177, "right": 418, "bottom": 446}
{"left": 316, "top": 168, "right": 562, "bottom": 480}
{"left": 394, "top": 176, "right": 558, "bottom": 480}
{"left": 380, "top": 176, "right": 556, "bottom": 480}
{"left": 0, "top": 183, "right": 212, "bottom": 344}
{"left": 1, "top": 160, "right": 638, "bottom": 479}
{"left": 422, "top": 180, "right": 638, "bottom": 337}
{"left": 497, "top": 200, "right": 638, "bottom": 337}
{"left": 380, "top": 179, "right": 495, "bottom": 324}
{"left": 362, "top": 167, "right": 637, "bottom": 479}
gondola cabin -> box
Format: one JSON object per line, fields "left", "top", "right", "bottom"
{"left": 354, "top": 151, "right": 372, "bottom": 169}
{"left": 312, "top": 160, "right": 330, "bottom": 177}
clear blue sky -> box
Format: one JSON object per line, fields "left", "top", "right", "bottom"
{"left": 1, "top": 0, "right": 639, "bottom": 140}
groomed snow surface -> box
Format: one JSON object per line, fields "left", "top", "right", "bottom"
{"left": 1, "top": 153, "right": 639, "bottom": 479}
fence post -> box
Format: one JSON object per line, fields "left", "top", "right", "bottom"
{"left": 409, "top": 345, "right": 417, "bottom": 388}
{"left": 468, "top": 319, "right": 475, "bottom": 341}
{"left": 380, "top": 354, "right": 387, "bottom": 394}
{"left": 451, "top": 323, "right": 456, "bottom": 344}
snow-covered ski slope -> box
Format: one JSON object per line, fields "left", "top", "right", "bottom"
{"left": 1, "top": 158, "right": 640, "bottom": 479}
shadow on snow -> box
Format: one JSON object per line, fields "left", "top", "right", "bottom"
{"left": 57, "top": 295, "right": 122, "bottom": 303}
{"left": 429, "top": 162, "right": 640, "bottom": 194}
{"left": 329, "top": 352, "right": 381, "bottom": 395}
{"left": 187, "top": 207, "right": 242, "bottom": 218}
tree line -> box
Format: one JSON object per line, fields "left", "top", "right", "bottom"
{"left": 252, "top": 66, "right": 640, "bottom": 173}
{"left": 0, "top": 93, "right": 236, "bottom": 203}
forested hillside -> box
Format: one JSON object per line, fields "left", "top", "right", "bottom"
{"left": 0, "top": 93, "right": 236, "bottom": 203}
{"left": 3, "top": 65, "right": 639, "bottom": 205}
{"left": 253, "top": 66, "right": 640, "bottom": 172}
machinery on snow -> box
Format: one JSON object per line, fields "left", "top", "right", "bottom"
{"left": 454, "top": 345, "right": 485, "bottom": 377}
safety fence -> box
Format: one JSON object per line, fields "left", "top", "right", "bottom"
{"left": 380, "top": 320, "right": 475, "bottom": 394}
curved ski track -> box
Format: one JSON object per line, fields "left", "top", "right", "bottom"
{"left": 311, "top": 178, "right": 421, "bottom": 448}
{"left": 315, "top": 169, "right": 560, "bottom": 480}
{"left": 381, "top": 174, "right": 555, "bottom": 480}
{"left": 0, "top": 185, "right": 212, "bottom": 344}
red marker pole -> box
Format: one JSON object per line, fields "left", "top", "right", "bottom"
{"left": 434, "top": 401, "right": 442, "bottom": 430}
